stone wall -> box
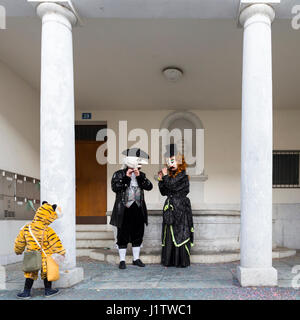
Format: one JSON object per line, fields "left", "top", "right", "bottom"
{"left": 274, "top": 203, "right": 300, "bottom": 249}
{"left": 108, "top": 206, "right": 292, "bottom": 252}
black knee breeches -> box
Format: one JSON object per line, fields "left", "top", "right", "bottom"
{"left": 117, "top": 202, "right": 144, "bottom": 249}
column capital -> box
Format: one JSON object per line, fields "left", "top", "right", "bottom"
{"left": 238, "top": 2, "right": 278, "bottom": 28}
{"left": 37, "top": 2, "right": 77, "bottom": 27}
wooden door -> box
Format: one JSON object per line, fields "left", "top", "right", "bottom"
{"left": 76, "top": 140, "right": 107, "bottom": 224}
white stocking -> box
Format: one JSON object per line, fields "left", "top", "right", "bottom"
{"left": 132, "top": 246, "right": 140, "bottom": 261}
{"left": 119, "top": 248, "right": 127, "bottom": 262}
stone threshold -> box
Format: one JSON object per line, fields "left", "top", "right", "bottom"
{"left": 88, "top": 247, "right": 296, "bottom": 265}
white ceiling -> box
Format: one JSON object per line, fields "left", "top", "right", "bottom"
{"left": 2, "top": 0, "right": 299, "bottom": 19}
{"left": 0, "top": 2, "right": 299, "bottom": 110}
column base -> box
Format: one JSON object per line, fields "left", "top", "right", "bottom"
{"left": 0, "top": 265, "right": 6, "bottom": 290}
{"left": 34, "top": 267, "right": 84, "bottom": 289}
{"left": 237, "top": 266, "right": 278, "bottom": 287}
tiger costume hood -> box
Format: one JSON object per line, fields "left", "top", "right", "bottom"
{"left": 31, "top": 201, "right": 63, "bottom": 227}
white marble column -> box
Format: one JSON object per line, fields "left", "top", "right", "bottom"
{"left": 37, "top": 2, "right": 83, "bottom": 287}
{"left": 237, "top": 3, "right": 278, "bottom": 287}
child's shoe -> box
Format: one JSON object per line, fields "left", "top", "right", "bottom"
{"left": 16, "top": 289, "right": 31, "bottom": 299}
{"left": 45, "top": 288, "right": 60, "bottom": 298}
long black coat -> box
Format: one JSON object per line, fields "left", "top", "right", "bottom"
{"left": 158, "top": 170, "right": 194, "bottom": 246}
{"left": 110, "top": 168, "right": 153, "bottom": 228}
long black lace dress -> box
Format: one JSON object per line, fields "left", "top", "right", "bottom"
{"left": 158, "top": 170, "right": 194, "bottom": 267}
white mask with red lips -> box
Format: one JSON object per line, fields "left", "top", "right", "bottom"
{"left": 167, "top": 157, "right": 178, "bottom": 171}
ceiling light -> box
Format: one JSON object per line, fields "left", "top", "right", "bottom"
{"left": 162, "top": 67, "right": 183, "bottom": 82}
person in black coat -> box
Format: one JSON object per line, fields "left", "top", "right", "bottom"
{"left": 158, "top": 144, "right": 194, "bottom": 268}
{"left": 110, "top": 148, "right": 153, "bottom": 269}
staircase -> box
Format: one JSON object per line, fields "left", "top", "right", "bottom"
{"left": 76, "top": 224, "right": 115, "bottom": 257}
{"left": 76, "top": 225, "right": 297, "bottom": 263}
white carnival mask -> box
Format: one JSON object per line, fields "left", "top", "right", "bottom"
{"left": 123, "top": 156, "right": 148, "bottom": 169}
{"left": 167, "top": 157, "right": 177, "bottom": 168}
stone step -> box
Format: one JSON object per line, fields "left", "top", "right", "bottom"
{"left": 76, "top": 248, "right": 94, "bottom": 257}
{"left": 272, "top": 247, "right": 297, "bottom": 259}
{"left": 76, "top": 231, "right": 115, "bottom": 240}
{"left": 76, "top": 239, "right": 115, "bottom": 249}
{"left": 89, "top": 249, "right": 240, "bottom": 264}
{"left": 89, "top": 247, "right": 297, "bottom": 264}
{"left": 76, "top": 224, "right": 113, "bottom": 232}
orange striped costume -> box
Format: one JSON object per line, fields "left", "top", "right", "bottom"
{"left": 14, "top": 203, "right": 66, "bottom": 280}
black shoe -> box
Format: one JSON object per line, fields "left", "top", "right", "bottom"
{"left": 45, "top": 288, "right": 60, "bottom": 298}
{"left": 133, "top": 259, "right": 145, "bottom": 267}
{"left": 16, "top": 289, "right": 31, "bottom": 299}
{"left": 119, "top": 261, "right": 126, "bottom": 269}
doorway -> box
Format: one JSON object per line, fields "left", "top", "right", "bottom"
{"left": 75, "top": 123, "right": 107, "bottom": 224}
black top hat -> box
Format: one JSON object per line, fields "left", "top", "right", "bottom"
{"left": 164, "top": 144, "right": 178, "bottom": 158}
{"left": 122, "top": 148, "right": 149, "bottom": 159}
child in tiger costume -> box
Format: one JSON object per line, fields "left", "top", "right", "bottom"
{"left": 14, "top": 201, "right": 66, "bottom": 299}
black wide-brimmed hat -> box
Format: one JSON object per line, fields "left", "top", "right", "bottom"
{"left": 122, "top": 148, "right": 149, "bottom": 159}
{"left": 164, "top": 143, "right": 178, "bottom": 158}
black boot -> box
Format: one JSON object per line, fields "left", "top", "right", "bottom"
{"left": 119, "top": 261, "right": 126, "bottom": 269}
{"left": 16, "top": 278, "right": 33, "bottom": 299}
{"left": 133, "top": 259, "right": 145, "bottom": 267}
{"left": 44, "top": 279, "right": 60, "bottom": 298}
{"left": 16, "top": 289, "right": 31, "bottom": 299}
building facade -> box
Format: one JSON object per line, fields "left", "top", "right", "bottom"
{"left": 0, "top": 0, "right": 300, "bottom": 287}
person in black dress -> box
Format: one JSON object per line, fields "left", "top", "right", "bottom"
{"left": 158, "top": 144, "right": 194, "bottom": 268}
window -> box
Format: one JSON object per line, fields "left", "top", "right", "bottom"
{"left": 273, "top": 151, "right": 300, "bottom": 188}
{"left": 75, "top": 125, "right": 106, "bottom": 141}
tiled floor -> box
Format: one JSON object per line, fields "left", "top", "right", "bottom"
{"left": 1, "top": 253, "right": 300, "bottom": 300}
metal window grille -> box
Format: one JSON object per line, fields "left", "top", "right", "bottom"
{"left": 273, "top": 150, "right": 300, "bottom": 188}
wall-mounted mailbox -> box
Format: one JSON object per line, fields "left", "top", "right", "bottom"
{"left": 15, "top": 199, "right": 34, "bottom": 220}
{"left": 16, "top": 176, "right": 26, "bottom": 198}
{"left": 4, "top": 196, "right": 15, "bottom": 219}
{"left": 33, "top": 180, "right": 40, "bottom": 201}
{"left": 24, "top": 177, "right": 35, "bottom": 200}
{"left": 0, "top": 195, "right": 4, "bottom": 219}
{"left": 2, "top": 172, "right": 15, "bottom": 197}
{"left": 0, "top": 169, "right": 40, "bottom": 220}
{"left": 0, "top": 173, "right": 3, "bottom": 195}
